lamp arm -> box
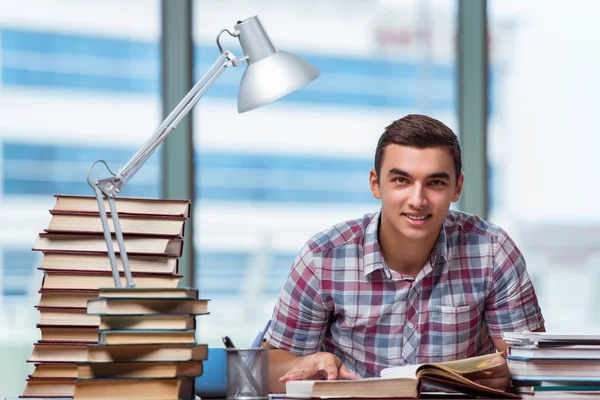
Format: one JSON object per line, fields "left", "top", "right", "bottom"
{"left": 117, "top": 50, "right": 234, "bottom": 193}
{"left": 89, "top": 49, "right": 246, "bottom": 288}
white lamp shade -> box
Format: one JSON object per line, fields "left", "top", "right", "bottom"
{"left": 237, "top": 50, "right": 321, "bottom": 113}
{"left": 234, "top": 15, "right": 320, "bottom": 113}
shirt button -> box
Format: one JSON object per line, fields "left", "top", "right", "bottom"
{"left": 407, "top": 321, "right": 414, "bottom": 329}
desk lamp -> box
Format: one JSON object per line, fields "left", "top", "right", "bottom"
{"left": 85, "top": 15, "right": 320, "bottom": 287}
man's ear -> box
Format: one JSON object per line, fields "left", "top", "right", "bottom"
{"left": 452, "top": 173, "right": 465, "bottom": 203}
{"left": 369, "top": 169, "right": 381, "bottom": 200}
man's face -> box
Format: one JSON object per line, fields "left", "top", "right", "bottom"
{"left": 370, "top": 144, "right": 464, "bottom": 242}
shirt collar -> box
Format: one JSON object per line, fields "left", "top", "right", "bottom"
{"left": 362, "top": 211, "right": 385, "bottom": 277}
{"left": 362, "top": 211, "right": 449, "bottom": 278}
{"left": 430, "top": 219, "right": 449, "bottom": 266}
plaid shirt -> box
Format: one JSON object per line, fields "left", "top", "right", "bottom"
{"left": 265, "top": 210, "right": 544, "bottom": 378}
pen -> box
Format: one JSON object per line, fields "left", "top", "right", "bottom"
{"left": 250, "top": 319, "right": 271, "bottom": 349}
{"left": 222, "top": 335, "right": 236, "bottom": 349}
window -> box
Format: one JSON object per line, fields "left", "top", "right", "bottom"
{"left": 192, "top": 0, "right": 458, "bottom": 347}
{"left": 488, "top": 0, "right": 600, "bottom": 331}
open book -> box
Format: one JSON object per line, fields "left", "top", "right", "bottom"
{"left": 285, "top": 353, "right": 520, "bottom": 399}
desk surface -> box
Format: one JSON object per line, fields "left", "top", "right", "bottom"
{"left": 271, "top": 396, "right": 513, "bottom": 400}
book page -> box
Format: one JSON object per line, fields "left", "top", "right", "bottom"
{"left": 417, "top": 367, "right": 490, "bottom": 389}
{"left": 416, "top": 354, "right": 508, "bottom": 396}
{"left": 425, "top": 352, "right": 503, "bottom": 374}
{"left": 380, "top": 352, "right": 501, "bottom": 378}
{"left": 379, "top": 363, "right": 421, "bottom": 378}
{"left": 285, "top": 381, "right": 316, "bottom": 398}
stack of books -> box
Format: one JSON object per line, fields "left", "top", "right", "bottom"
{"left": 21, "top": 195, "right": 191, "bottom": 399}
{"left": 72, "top": 287, "right": 208, "bottom": 400}
{"left": 504, "top": 331, "right": 600, "bottom": 398}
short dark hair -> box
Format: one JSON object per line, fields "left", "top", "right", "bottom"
{"left": 374, "top": 114, "right": 462, "bottom": 183}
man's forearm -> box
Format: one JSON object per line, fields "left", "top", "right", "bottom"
{"left": 267, "top": 348, "right": 306, "bottom": 393}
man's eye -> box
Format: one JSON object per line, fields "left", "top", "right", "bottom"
{"left": 395, "top": 178, "right": 408, "bottom": 184}
{"left": 430, "top": 180, "right": 446, "bottom": 186}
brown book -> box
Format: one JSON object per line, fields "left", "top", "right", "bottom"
{"left": 45, "top": 213, "right": 186, "bottom": 237}
{"left": 286, "top": 353, "right": 519, "bottom": 399}
{"left": 87, "top": 297, "right": 208, "bottom": 315}
{"left": 39, "top": 253, "right": 178, "bottom": 274}
{"left": 99, "top": 314, "right": 195, "bottom": 330}
{"left": 38, "top": 289, "right": 98, "bottom": 308}
{"left": 73, "top": 377, "right": 193, "bottom": 400}
{"left": 77, "top": 361, "right": 203, "bottom": 379}
{"left": 37, "top": 307, "right": 100, "bottom": 326}
{"left": 98, "top": 286, "right": 197, "bottom": 299}
{"left": 98, "top": 329, "right": 196, "bottom": 345}
{"left": 30, "top": 363, "right": 79, "bottom": 379}
{"left": 38, "top": 324, "right": 99, "bottom": 343}
{"left": 87, "top": 343, "right": 207, "bottom": 362}
{"left": 40, "top": 270, "right": 181, "bottom": 290}
{"left": 28, "top": 342, "right": 89, "bottom": 363}
{"left": 52, "top": 195, "right": 191, "bottom": 218}
{"left": 33, "top": 233, "right": 183, "bottom": 257}
{"left": 22, "top": 377, "right": 75, "bottom": 398}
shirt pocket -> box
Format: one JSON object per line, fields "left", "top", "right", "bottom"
{"left": 333, "top": 300, "right": 407, "bottom": 370}
{"left": 418, "top": 300, "right": 484, "bottom": 363}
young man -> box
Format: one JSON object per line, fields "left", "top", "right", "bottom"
{"left": 263, "top": 114, "right": 545, "bottom": 393}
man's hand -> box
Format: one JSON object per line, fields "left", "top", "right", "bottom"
{"left": 463, "top": 355, "right": 510, "bottom": 391}
{"left": 279, "top": 352, "right": 358, "bottom": 382}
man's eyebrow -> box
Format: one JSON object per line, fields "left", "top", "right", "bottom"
{"left": 387, "top": 169, "right": 452, "bottom": 181}
{"left": 388, "top": 168, "right": 412, "bottom": 177}
{"left": 428, "top": 172, "right": 452, "bottom": 180}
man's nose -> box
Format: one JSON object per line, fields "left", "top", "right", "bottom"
{"left": 408, "top": 184, "right": 427, "bottom": 209}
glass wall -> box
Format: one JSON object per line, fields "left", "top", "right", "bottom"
{"left": 0, "top": 0, "right": 162, "bottom": 397}
{"left": 191, "top": 0, "right": 459, "bottom": 347}
{"left": 488, "top": 0, "right": 600, "bottom": 332}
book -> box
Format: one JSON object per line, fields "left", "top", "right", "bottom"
{"left": 14, "top": 398, "right": 71, "bottom": 400}
{"left": 40, "top": 270, "right": 182, "bottom": 290}
{"left": 73, "top": 377, "right": 193, "bottom": 400}
{"left": 512, "top": 383, "right": 600, "bottom": 398}
{"left": 507, "top": 357, "right": 600, "bottom": 380}
{"left": 99, "top": 314, "right": 196, "bottom": 330}
{"left": 286, "top": 353, "right": 519, "bottom": 399}
{"left": 39, "top": 253, "right": 178, "bottom": 274}
{"left": 30, "top": 363, "right": 79, "bottom": 378}
{"left": 36, "top": 287, "right": 197, "bottom": 309}
{"left": 21, "top": 377, "right": 75, "bottom": 398}
{"left": 98, "top": 329, "right": 196, "bottom": 345}
{"left": 45, "top": 213, "right": 186, "bottom": 237}
{"left": 27, "top": 342, "right": 90, "bottom": 363}
{"left": 38, "top": 289, "right": 98, "bottom": 308}
{"left": 98, "top": 286, "right": 197, "bottom": 299}
{"left": 87, "top": 297, "right": 208, "bottom": 315}
{"left": 38, "top": 325, "right": 99, "bottom": 343}
{"left": 77, "top": 361, "right": 203, "bottom": 379}
{"left": 504, "top": 332, "right": 600, "bottom": 346}
{"left": 86, "top": 343, "right": 208, "bottom": 362}
{"left": 33, "top": 233, "right": 183, "bottom": 257}
{"left": 508, "top": 345, "right": 600, "bottom": 359}
{"left": 51, "top": 195, "right": 191, "bottom": 218}
{"left": 37, "top": 307, "right": 99, "bottom": 326}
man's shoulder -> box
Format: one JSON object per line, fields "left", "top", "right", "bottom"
{"left": 444, "top": 209, "right": 509, "bottom": 242}
{"left": 306, "top": 212, "right": 376, "bottom": 255}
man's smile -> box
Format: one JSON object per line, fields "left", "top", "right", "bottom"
{"left": 402, "top": 213, "right": 432, "bottom": 225}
